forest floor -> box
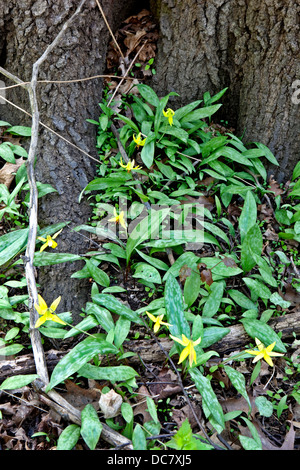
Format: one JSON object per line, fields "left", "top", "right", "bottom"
{"left": 0, "top": 8, "right": 300, "bottom": 452}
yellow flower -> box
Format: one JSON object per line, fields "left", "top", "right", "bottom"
{"left": 146, "top": 311, "right": 171, "bottom": 333}
{"left": 163, "top": 108, "right": 175, "bottom": 126}
{"left": 170, "top": 334, "right": 202, "bottom": 367}
{"left": 34, "top": 294, "right": 66, "bottom": 328}
{"left": 37, "top": 229, "right": 62, "bottom": 252}
{"left": 132, "top": 132, "right": 146, "bottom": 148}
{"left": 108, "top": 207, "right": 127, "bottom": 230}
{"left": 245, "top": 338, "right": 284, "bottom": 367}
{"left": 119, "top": 157, "right": 142, "bottom": 172}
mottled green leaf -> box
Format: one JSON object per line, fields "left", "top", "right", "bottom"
{"left": 224, "top": 365, "right": 251, "bottom": 412}
{"left": 78, "top": 364, "right": 138, "bottom": 382}
{"left": 238, "top": 190, "right": 257, "bottom": 242}
{"left": 240, "top": 318, "right": 286, "bottom": 353}
{"left": 202, "top": 281, "right": 225, "bottom": 317}
{"left": 0, "top": 374, "right": 38, "bottom": 390}
{"left": 56, "top": 424, "right": 81, "bottom": 450}
{"left": 132, "top": 423, "right": 147, "bottom": 450}
{"left": 92, "top": 294, "right": 143, "bottom": 325}
{"left": 81, "top": 404, "right": 102, "bottom": 450}
{"left": 164, "top": 274, "right": 189, "bottom": 340}
{"left": 241, "top": 224, "right": 263, "bottom": 272}
{"left": 47, "top": 334, "right": 118, "bottom": 391}
{"left": 189, "top": 368, "right": 225, "bottom": 429}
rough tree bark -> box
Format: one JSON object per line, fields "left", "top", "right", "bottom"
{"left": 150, "top": 0, "right": 300, "bottom": 182}
{"left": 0, "top": 0, "right": 136, "bottom": 317}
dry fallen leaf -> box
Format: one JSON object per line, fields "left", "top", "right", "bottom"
{"left": 99, "top": 389, "right": 123, "bottom": 419}
{"left": 269, "top": 175, "right": 284, "bottom": 196}
{"left": 0, "top": 158, "right": 24, "bottom": 188}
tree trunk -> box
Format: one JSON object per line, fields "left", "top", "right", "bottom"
{"left": 0, "top": 0, "right": 136, "bottom": 317}
{"left": 150, "top": 0, "right": 300, "bottom": 182}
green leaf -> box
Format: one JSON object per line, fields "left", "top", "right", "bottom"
{"left": 181, "top": 104, "right": 222, "bottom": 123}
{"left": 135, "top": 248, "right": 169, "bottom": 271}
{"left": 78, "top": 364, "right": 138, "bottom": 383}
{"left": 224, "top": 366, "right": 251, "bottom": 412}
{"left": 85, "top": 302, "right": 114, "bottom": 333}
{"left": 255, "top": 396, "right": 273, "bottom": 417}
{"left": 114, "top": 316, "right": 131, "bottom": 349}
{"left": 202, "top": 281, "right": 225, "bottom": 317}
{"left": 132, "top": 423, "right": 147, "bottom": 450}
{"left": 201, "top": 326, "right": 230, "bottom": 348}
{"left": 6, "top": 126, "right": 32, "bottom": 136}
{"left": 269, "top": 292, "right": 291, "bottom": 308}
{"left": 243, "top": 277, "right": 271, "bottom": 301}
{"left": 137, "top": 84, "right": 160, "bottom": 107}
{"left": 0, "top": 374, "right": 38, "bottom": 390}
{"left": 189, "top": 368, "right": 225, "bottom": 429}
{"left": 121, "top": 402, "right": 134, "bottom": 423}
{"left": 81, "top": 404, "right": 102, "bottom": 450}
{"left": 0, "top": 344, "right": 24, "bottom": 356}
{"left": 126, "top": 208, "right": 170, "bottom": 264}
{"left": 56, "top": 424, "right": 81, "bottom": 450}
{"left": 92, "top": 294, "right": 143, "bottom": 325}
{"left": 141, "top": 132, "right": 156, "bottom": 168}
{"left": 174, "top": 100, "right": 203, "bottom": 121}
{"left": 0, "top": 228, "right": 29, "bottom": 267}
{"left": 239, "top": 417, "right": 262, "bottom": 450}
{"left": 0, "top": 143, "right": 15, "bottom": 163}
{"left": 164, "top": 274, "right": 190, "bottom": 340}
{"left": 240, "top": 318, "right": 286, "bottom": 353}
{"left": 184, "top": 265, "right": 201, "bottom": 307}
{"left": 228, "top": 289, "right": 257, "bottom": 310}
{"left": 33, "top": 252, "right": 83, "bottom": 267}
{"left": 133, "top": 262, "right": 161, "bottom": 284}
{"left": 46, "top": 334, "right": 118, "bottom": 391}
{"left": 292, "top": 161, "right": 300, "bottom": 181}
{"left": 238, "top": 190, "right": 257, "bottom": 242}
{"left": 254, "top": 142, "right": 278, "bottom": 166}
{"left": 204, "top": 222, "right": 230, "bottom": 246}
{"left": 63, "top": 315, "right": 99, "bottom": 339}
{"left": 241, "top": 224, "right": 263, "bottom": 272}
{"left": 85, "top": 259, "right": 110, "bottom": 287}
{"left": 146, "top": 396, "right": 159, "bottom": 424}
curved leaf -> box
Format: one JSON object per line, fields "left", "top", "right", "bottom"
{"left": 46, "top": 334, "right": 118, "bottom": 391}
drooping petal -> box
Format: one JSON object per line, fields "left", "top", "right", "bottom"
{"left": 170, "top": 334, "right": 186, "bottom": 347}
{"left": 178, "top": 344, "right": 191, "bottom": 364}
{"left": 263, "top": 353, "right": 274, "bottom": 367}
{"left": 52, "top": 229, "right": 63, "bottom": 240}
{"left": 39, "top": 242, "right": 48, "bottom": 253}
{"left": 146, "top": 311, "right": 156, "bottom": 323}
{"left": 35, "top": 315, "right": 47, "bottom": 328}
{"left": 50, "top": 313, "right": 66, "bottom": 326}
{"left": 37, "top": 295, "right": 48, "bottom": 312}
{"left": 252, "top": 352, "right": 265, "bottom": 363}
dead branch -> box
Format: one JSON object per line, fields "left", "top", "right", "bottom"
{"left": 1, "top": 311, "right": 298, "bottom": 382}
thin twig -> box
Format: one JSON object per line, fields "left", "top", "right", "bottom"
{"left": 0, "top": 74, "right": 136, "bottom": 91}
{"left": 95, "top": 0, "right": 124, "bottom": 59}
{"left": 107, "top": 41, "right": 147, "bottom": 107}
{"left": 0, "top": 95, "right": 99, "bottom": 163}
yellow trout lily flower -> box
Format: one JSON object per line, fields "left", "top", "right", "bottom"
{"left": 146, "top": 311, "right": 171, "bottom": 333}
{"left": 34, "top": 295, "right": 66, "bottom": 328}
{"left": 245, "top": 338, "right": 284, "bottom": 367}
{"left": 119, "top": 157, "right": 142, "bottom": 172}
{"left": 163, "top": 108, "right": 175, "bottom": 126}
{"left": 108, "top": 207, "right": 127, "bottom": 230}
{"left": 132, "top": 132, "right": 146, "bottom": 148}
{"left": 170, "top": 334, "right": 202, "bottom": 367}
{"left": 37, "top": 229, "right": 62, "bottom": 252}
